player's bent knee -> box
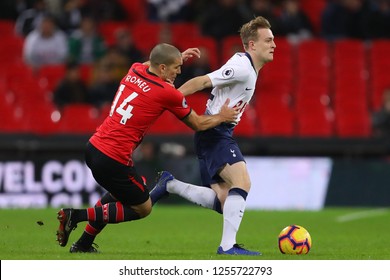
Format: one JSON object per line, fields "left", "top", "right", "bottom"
{"left": 139, "top": 207, "right": 152, "bottom": 218}
{"left": 134, "top": 205, "right": 152, "bottom": 218}
{"left": 238, "top": 180, "right": 251, "bottom": 192}
{"left": 131, "top": 199, "right": 152, "bottom": 218}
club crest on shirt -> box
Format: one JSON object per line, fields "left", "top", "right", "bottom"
{"left": 182, "top": 98, "right": 188, "bottom": 108}
{"left": 222, "top": 67, "right": 234, "bottom": 79}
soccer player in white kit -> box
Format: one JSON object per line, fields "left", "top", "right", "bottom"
{"left": 151, "top": 16, "right": 276, "bottom": 255}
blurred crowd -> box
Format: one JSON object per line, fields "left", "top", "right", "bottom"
{"left": 0, "top": 0, "right": 390, "bottom": 135}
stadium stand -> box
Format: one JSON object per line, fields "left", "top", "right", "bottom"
{"left": 130, "top": 21, "right": 162, "bottom": 56}
{"left": 1, "top": 2, "right": 389, "bottom": 140}
{"left": 369, "top": 40, "right": 390, "bottom": 111}
{"left": 98, "top": 20, "right": 131, "bottom": 47}
{"left": 299, "top": 0, "right": 327, "bottom": 35}
{"left": 37, "top": 64, "right": 66, "bottom": 92}
{"left": 58, "top": 104, "right": 101, "bottom": 134}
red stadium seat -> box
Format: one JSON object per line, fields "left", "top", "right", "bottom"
{"left": 24, "top": 102, "right": 61, "bottom": 135}
{"left": 171, "top": 22, "right": 201, "bottom": 45}
{"left": 335, "top": 114, "right": 372, "bottom": 138}
{"left": 130, "top": 22, "right": 162, "bottom": 55}
{"left": 371, "top": 83, "right": 390, "bottom": 111}
{"left": 37, "top": 64, "right": 66, "bottom": 92}
{"left": 233, "top": 105, "right": 258, "bottom": 137}
{"left": 148, "top": 111, "right": 192, "bottom": 135}
{"left": 332, "top": 39, "right": 368, "bottom": 116}
{"left": 99, "top": 21, "right": 130, "bottom": 47}
{"left": 175, "top": 36, "right": 219, "bottom": 70}
{"left": 296, "top": 110, "right": 334, "bottom": 137}
{"left": 58, "top": 104, "right": 101, "bottom": 134}
{"left": 296, "top": 39, "right": 330, "bottom": 90}
{"left": 300, "top": 0, "right": 327, "bottom": 35}
{"left": 334, "top": 84, "right": 368, "bottom": 107}
{"left": 369, "top": 40, "right": 390, "bottom": 110}
{"left": 333, "top": 39, "right": 366, "bottom": 73}
{"left": 295, "top": 84, "right": 330, "bottom": 106}
{"left": 0, "top": 102, "right": 28, "bottom": 133}
{"left": 0, "top": 36, "right": 24, "bottom": 66}
{"left": 0, "top": 20, "right": 16, "bottom": 37}
{"left": 334, "top": 105, "right": 371, "bottom": 138}
{"left": 185, "top": 92, "right": 209, "bottom": 115}
{"left": 255, "top": 85, "right": 295, "bottom": 137}
{"left": 117, "top": 0, "right": 146, "bottom": 23}
{"left": 4, "top": 63, "right": 35, "bottom": 89}
{"left": 295, "top": 94, "right": 334, "bottom": 138}
{"left": 258, "top": 106, "right": 295, "bottom": 137}
{"left": 221, "top": 35, "right": 244, "bottom": 63}
{"left": 259, "top": 38, "right": 293, "bottom": 90}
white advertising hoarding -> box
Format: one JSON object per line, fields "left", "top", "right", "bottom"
{"left": 245, "top": 157, "right": 332, "bottom": 210}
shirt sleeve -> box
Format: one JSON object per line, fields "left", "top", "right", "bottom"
{"left": 207, "top": 62, "right": 248, "bottom": 88}
{"left": 164, "top": 88, "right": 192, "bottom": 120}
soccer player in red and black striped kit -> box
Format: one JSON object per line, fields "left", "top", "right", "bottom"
{"left": 56, "top": 43, "right": 239, "bottom": 253}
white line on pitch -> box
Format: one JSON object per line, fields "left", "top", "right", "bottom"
{"left": 336, "top": 208, "right": 389, "bottom": 223}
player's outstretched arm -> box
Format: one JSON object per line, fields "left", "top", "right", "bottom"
{"left": 178, "top": 75, "right": 212, "bottom": 96}
{"left": 182, "top": 99, "right": 238, "bottom": 131}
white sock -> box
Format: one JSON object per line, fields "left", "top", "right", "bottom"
{"left": 220, "top": 189, "right": 246, "bottom": 251}
{"left": 167, "top": 179, "right": 216, "bottom": 209}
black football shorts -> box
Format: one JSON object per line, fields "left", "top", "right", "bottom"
{"left": 85, "top": 141, "right": 149, "bottom": 206}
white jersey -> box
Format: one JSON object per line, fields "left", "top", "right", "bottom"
{"left": 206, "top": 52, "right": 257, "bottom": 125}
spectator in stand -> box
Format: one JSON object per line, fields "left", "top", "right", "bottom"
{"left": 68, "top": 15, "right": 107, "bottom": 64}
{"left": 82, "top": 0, "right": 128, "bottom": 21}
{"left": 88, "top": 48, "right": 128, "bottom": 107}
{"left": 146, "top": 0, "right": 193, "bottom": 22}
{"left": 58, "top": 0, "right": 84, "bottom": 35}
{"left": 321, "top": 0, "right": 374, "bottom": 40}
{"left": 274, "top": 0, "right": 314, "bottom": 44}
{"left": 53, "top": 61, "right": 89, "bottom": 109}
{"left": 372, "top": 88, "right": 390, "bottom": 138}
{"left": 198, "top": 0, "right": 248, "bottom": 41}
{"left": 367, "top": 0, "right": 390, "bottom": 39}
{"left": 23, "top": 14, "right": 68, "bottom": 70}
{"left": 15, "top": 0, "right": 47, "bottom": 37}
{"left": 111, "top": 28, "right": 145, "bottom": 68}
{"left": 243, "top": 0, "right": 278, "bottom": 27}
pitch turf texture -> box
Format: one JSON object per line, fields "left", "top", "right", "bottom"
{"left": 0, "top": 205, "right": 389, "bottom": 260}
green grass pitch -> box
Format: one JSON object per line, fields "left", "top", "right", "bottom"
{"left": 0, "top": 205, "right": 389, "bottom": 260}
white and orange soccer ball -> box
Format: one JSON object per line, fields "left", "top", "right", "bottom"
{"left": 278, "top": 225, "right": 312, "bottom": 255}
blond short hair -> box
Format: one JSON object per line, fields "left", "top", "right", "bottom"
{"left": 239, "top": 16, "right": 271, "bottom": 50}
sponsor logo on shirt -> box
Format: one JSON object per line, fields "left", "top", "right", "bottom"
{"left": 182, "top": 98, "right": 188, "bottom": 108}
{"left": 222, "top": 67, "right": 234, "bottom": 79}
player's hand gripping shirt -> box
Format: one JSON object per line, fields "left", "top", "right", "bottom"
{"left": 90, "top": 63, "right": 191, "bottom": 166}
{"left": 206, "top": 52, "right": 257, "bottom": 125}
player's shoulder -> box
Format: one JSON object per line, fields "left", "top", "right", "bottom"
{"left": 130, "top": 62, "right": 147, "bottom": 72}
{"left": 219, "top": 53, "right": 252, "bottom": 77}
{"left": 227, "top": 52, "right": 246, "bottom": 61}
{"left": 128, "top": 63, "right": 171, "bottom": 89}
{"left": 226, "top": 52, "right": 251, "bottom": 67}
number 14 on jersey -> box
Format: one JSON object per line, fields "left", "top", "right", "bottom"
{"left": 110, "top": 84, "right": 139, "bottom": 125}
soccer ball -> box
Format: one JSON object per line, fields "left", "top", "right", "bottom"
{"left": 278, "top": 225, "right": 312, "bottom": 254}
